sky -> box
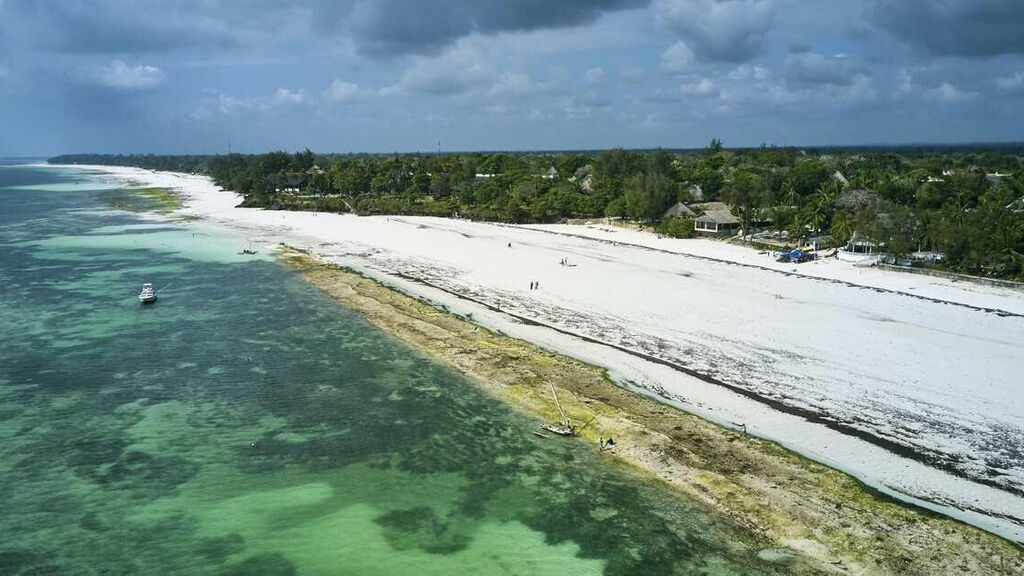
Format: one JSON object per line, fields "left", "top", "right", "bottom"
{"left": 1, "top": 0, "right": 1023, "bottom": 155}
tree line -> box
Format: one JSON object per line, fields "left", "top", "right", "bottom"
{"left": 51, "top": 142, "right": 1024, "bottom": 279}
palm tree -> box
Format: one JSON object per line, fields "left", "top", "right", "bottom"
{"left": 804, "top": 206, "right": 827, "bottom": 234}
{"left": 946, "top": 193, "right": 970, "bottom": 229}
{"left": 814, "top": 180, "right": 841, "bottom": 207}
{"left": 787, "top": 213, "right": 807, "bottom": 245}
{"left": 830, "top": 211, "right": 855, "bottom": 247}
{"left": 781, "top": 181, "right": 799, "bottom": 208}
{"left": 920, "top": 213, "right": 950, "bottom": 253}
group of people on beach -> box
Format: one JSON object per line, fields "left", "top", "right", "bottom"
{"left": 527, "top": 257, "right": 577, "bottom": 290}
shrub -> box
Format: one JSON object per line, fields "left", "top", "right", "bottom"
{"left": 657, "top": 217, "right": 696, "bottom": 238}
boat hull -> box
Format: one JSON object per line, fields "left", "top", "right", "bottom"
{"left": 541, "top": 424, "right": 575, "bottom": 436}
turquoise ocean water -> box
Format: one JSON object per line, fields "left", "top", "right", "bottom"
{"left": 0, "top": 164, "right": 794, "bottom": 575}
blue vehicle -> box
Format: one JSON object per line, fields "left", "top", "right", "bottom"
{"left": 777, "top": 249, "right": 815, "bottom": 263}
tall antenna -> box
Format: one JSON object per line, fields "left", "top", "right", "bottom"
{"left": 228, "top": 139, "right": 232, "bottom": 155}
{"left": 437, "top": 140, "right": 441, "bottom": 155}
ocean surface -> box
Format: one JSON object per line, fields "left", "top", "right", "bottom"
{"left": 0, "top": 164, "right": 792, "bottom": 575}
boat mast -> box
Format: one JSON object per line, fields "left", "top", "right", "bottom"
{"left": 548, "top": 382, "right": 569, "bottom": 425}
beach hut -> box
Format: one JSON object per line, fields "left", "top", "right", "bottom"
{"left": 663, "top": 202, "right": 696, "bottom": 219}
{"left": 693, "top": 203, "right": 740, "bottom": 234}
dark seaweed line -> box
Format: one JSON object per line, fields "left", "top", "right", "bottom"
{"left": 509, "top": 225, "right": 1024, "bottom": 320}
{"left": 384, "top": 269, "right": 1024, "bottom": 506}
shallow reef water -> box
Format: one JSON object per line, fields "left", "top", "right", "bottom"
{"left": 0, "top": 165, "right": 794, "bottom": 575}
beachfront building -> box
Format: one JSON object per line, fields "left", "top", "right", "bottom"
{"left": 275, "top": 175, "right": 303, "bottom": 193}
{"left": 693, "top": 202, "right": 740, "bottom": 234}
{"left": 663, "top": 202, "right": 697, "bottom": 219}
{"left": 838, "top": 233, "right": 884, "bottom": 264}
{"left": 986, "top": 172, "right": 1013, "bottom": 185}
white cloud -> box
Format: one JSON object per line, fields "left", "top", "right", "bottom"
{"left": 381, "top": 43, "right": 490, "bottom": 96}
{"left": 679, "top": 77, "right": 715, "bottom": 96}
{"left": 927, "top": 82, "right": 976, "bottom": 104}
{"left": 585, "top": 67, "right": 604, "bottom": 85}
{"left": 898, "top": 69, "right": 977, "bottom": 103}
{"left": 93, "top": 60, "right": 165, "bottom": 90}
{"left": 996, "top": 71, "right": 1024, "bottom": 91}
{"left": 379, "top": 38, "right": 575, "bottom": 111}
{"left": 840, "top": 73, "right": 878, "bottom": 103}
{"left": 489, "top": 71, "right": 555, "bottom": 100}
{"left": 218, "top": 88, "right": 307, "bottom": 114}
{"left": 667, "top": 62, "right": 875, "bottom": 115}
{"left": 325, "top": 79, "right": 361, "bottom": 102}
{"left": 727, "top": 64, "right": 769, "bottom": 81}
{"left": 274, "top": 88, "right": 304, "bottom": 104}
{"left": 660, "top": 41, "right": 694, "bottom": 73}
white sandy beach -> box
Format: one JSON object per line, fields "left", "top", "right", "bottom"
{"left": 56, "top": 164, "right": 1024, "bottom": 542}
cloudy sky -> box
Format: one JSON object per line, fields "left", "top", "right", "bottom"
{"left": 1, "top": 0, "right": 1023, "bottom": 155}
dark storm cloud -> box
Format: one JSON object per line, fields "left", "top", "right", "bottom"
{"left": 656, "top": 0, "right": 777, "bottom": 63}
{"left": 330, "top": 0, "right": 651, "bottom": 57}
{"left": 0, "top": 1, "right": 649, "bottom": 58}
{"left": 0, "top": 0, "right": 239, "bottom": 54}
{"left": 868, "top": 0, "right": 1024, "bottom": 58}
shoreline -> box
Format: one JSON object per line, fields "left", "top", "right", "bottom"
{"left": 36, "top": 164, "right": 1024, "bottom": 544}
{"left": 281, "top": 247, "right": 1023, "bottom": 574}
{"left": 382, "top": 264, "right": 1023, "bottom": 500}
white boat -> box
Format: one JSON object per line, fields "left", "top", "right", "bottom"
{"left": 138, "top": 283, "right": 157, "bottom": 304}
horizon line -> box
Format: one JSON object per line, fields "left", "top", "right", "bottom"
{"left": 16, "top": 139, "right": 1024, "bottom": 160}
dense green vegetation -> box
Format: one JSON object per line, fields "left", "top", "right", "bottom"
{"left": 51, "top": 143, "right": 1024, "bottom": 278}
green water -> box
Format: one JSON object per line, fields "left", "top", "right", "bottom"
{"left": 0, "top": 165, "right": 796, "bottom": 575}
